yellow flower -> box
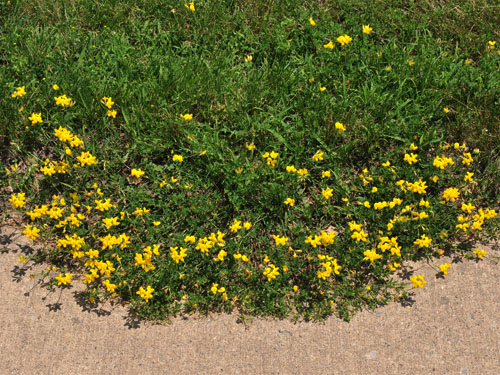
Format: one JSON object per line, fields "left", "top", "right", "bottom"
{"left": 371, "top": 187, "right": 378, "bottom": 193}
{"left": 335, "top": 122, "right": 346, "bottom": 132}
{"left": 107, "top": 109, "right": 117, "bottom": 118}
{"left": 53, "top": 84, "right": 59, "bottom": 90}
{"left": 297, "top": 168, "right": 308, "bottom": 176}
{"left": 55, "top": 273, "right": 73, "bottom": 286}
{"left": 443, "top": 107, "right": 450, "bottom": 113}
{"left": 180, "top": 113, "right": 193, "bottom": 121}
{"left": 102, "top": 279, "right": 117, "bottom": 292}
{"left": 309, "top": 17, "right": 316, "bottom": 26}
{"left": 312, "top": 150, "right": 324, "bottom": 161}
{"left": 230, "top": 219, "right": 242, "bottom": 233}
{"left": 136, "top": 286, "right": 154, "bottom": 302}
{"left": 362, "top": 25, "right": 372, "bottom": 34}
{"left": 439, "top": 263, "right": 451, "bottom": 275}
{"left": 473, "top": 248, "right": 487, "bottom": 259}
{"left": 95, "top": 198, "right": 113, "bottom": 211}
{"left": 102, "top": 217, "right": 120, "bottom": 229}
{"left": 404, "top": 153, "right": 418, "bottom": 165}
{"left": 461, "top": 202, "right": 475, "bottom": 214}
{"left": 286, "top": 165, "right": 297, "bottom": 173}
{"left": 216, "top": 249, "right": 227, "bottom": 262}
{"left": 284, "top": 198, "right": 295, "bottom": 207}
{"left": 410, "top": 274, "right": 426, "bottom": 288}
{"left": 173, "top": 154, "right": 183, "bottom": 163}
{"left": 184, "top": 1, "right": 195, "bottom": 11}
{"left": 263, "top": 264, "right": 280, "bottom": 281}
{"left": 28, "top": 112, "right": 43, "bottom": 126}
{"left": 23, "top": 225, "right": 40, "bottom": 240}
{"left": 465, "top": 58, "right": 473, "bottom": 66}
{"left": 488, "top": 40, "right": 496, "bottom": 50}
{"left": 414, "top": 234, "right": 432, "bottom": 248}
{"left": 245, "top": 142, "right": 256, "bottom": 150}
{"left": 131, "top": 168, "right": 145, "bottom": 178}
{"left": 211, "top": 283, "right": 219, "bottom": 294}
{"left": 336, "top": 34, "right": 352, "bottom": 46}
{"left": 442, "top": 187, "right": 460, "bottom": 202}
{"left": 11, "top": 86, "right": 26, "bottom": 98}
{"left": 170, "top": 247, "right": 188, "bottom": 263}
{"left": 244, "top": 55, "right": 253, "bottom": 63}
{"left": 153, "top": 221, "right": 161, "bottom": 226}
{"left": 323, "top": 41, "right": 335, "bottom": 49}
{"left": 9, "top": 192, "right": 26, "bottom": 208}
{"left": 77, "top": 151, "right": 98, "bottom": 167}
{"left": 382, "top": 161, "right": 391, "bottom": 167}
{"left": 462, "top": 152, "right": 473, "bottom": 166}
{"left": 54, "top": 94, "right": 73, "bottom": 107}
{"left": 320, "top": 87, "right": 326, "bottom": 92}
{"left": 322, "top": 187, "right": 333, "bottom": 200}
{"left": 410, "top": 143, "right": 418, "bottom": 151}
{"left": 243, "top": 222, "right": 252, "bottom": 230}
{"left": 272, "top": 235, "right": 288, "bottom": 246}
{"left": 184, "top": 235, "right": 196, "bottom": 244}
{"left": 363, "top": 249, "right": 382, "bottom": 263}
{"left": 321, "top": 170, "right": 331, "bottom": 178}
{"left": 351, "top": 230, "right": 368, "bottom": 242}
{"left": 464, "top": 172, "right": 474, "bottom": 182}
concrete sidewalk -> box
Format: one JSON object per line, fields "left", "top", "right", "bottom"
{"left": 1, "top": 225, "right": 499, "bottom": 375}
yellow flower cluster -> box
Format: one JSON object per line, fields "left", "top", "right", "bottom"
{"left": 363, "top": 248, "right": 382, "bottom": 263}
{"left": 57, "top": 233, "right": 85, "bottom": 250}
{"left": 77, "top": 151, "right": 98, "bottom": 167}
{"left": 136, "top": 286, "right": 154, "bottom": 302}
{"left": 194, "top": 231, "right": 225, "bottom": 254}
{"left": 54, "top": 126, "right": 84, "bottom": 148}
{"left": 322, "top": 186, "right": 333, "bottom": 200}
{"left": 406, "top": 179, "right": 428, "bottom": 194}
{"left": 414, "top": 234, "right": 432, "bottom": 248}
{"left": 433, "top": 155, "right": 454, "bottom": 169}
{"left": 312, "top": 150, "right": 324, "bottom": 162}
{"left": 262, "top": 151, "right": 279, "bottom": 166}
{"left": 55, "top": 273, "right": 73, "bottom": 286}
{"left": 9, "top": 192, "right": 26, "bottom": 208}
{"left": 11, "top": 86, "right": 26, "bottom": 98}
{"left": 55, "top": 213, "right": 85, "bottom": 228}
{"left": 305, "top": 230, "right": 336, "bottom": 248}
{"left": 263, "top": 263, "right": 280, "bottom": 281}
{"left": 439, "top": 263, "right": 451, "bottom": 275}
{"left": 134, "top": 244, "right": 160, "bottom": 272}
{"left": 442, "top": 187, "right": 460, "bottom": 202}
{"left": 28, "top": 112, "right": 43, "bottom": 126}
{"left": 378, "top": 236, "right": 401, "bottom": 257}
{"left": 272, "top": 234, "right": 289, "bottom": 246}
{"left": 410, "top": 274, "right": 426, "bottom": 288}
{"left": 169, "top": 247, "right": 187, "bottom": 263}
{"left": 131, "top": 168, "right": 145, "bottom": 178}
{"left": 336, "top": 34, "right": 352, "bottom": 46}
{"left": 101, "top": 96, "right": 117, "bottom": 118}
{"left": 23, "top": 224, "right": 40, "bottom": 240}
{"left": 317, "top": 254, "right": 341, "bottom": 280}
{"left": 404, "top": 153, "right": 418, "bottom": 165}
{"left": 54, "top": 94, "right": 74, "bottom": 107}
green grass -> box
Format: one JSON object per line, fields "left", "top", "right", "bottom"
{"left": 1, "top": 0, "right": 499, "bottom": 322}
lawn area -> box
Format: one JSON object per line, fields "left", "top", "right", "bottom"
{"left": 1, "top": 0, "right": 499, "bottom": 321}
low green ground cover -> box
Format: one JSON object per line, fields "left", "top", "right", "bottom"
{"left": 1, "top": 0, "right": 499, "bottom": 321}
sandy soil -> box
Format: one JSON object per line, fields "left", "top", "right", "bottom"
{"left": 1, "top": 224, "right": 499, "bottom": 375}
